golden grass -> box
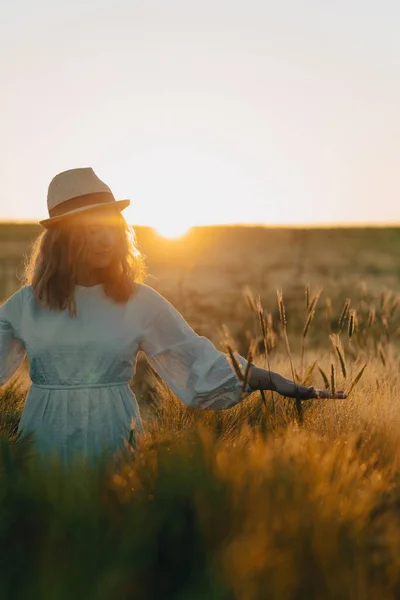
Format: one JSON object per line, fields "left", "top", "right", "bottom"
{"left": 1, "top": 225, "right": 400, "bottom": 596}
{"left": 98, "top": 346, "right": 400, "bottom": 598}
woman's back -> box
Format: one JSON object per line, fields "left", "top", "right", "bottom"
{"left": 0, "top": 281, "right": 251, "bottom": 467}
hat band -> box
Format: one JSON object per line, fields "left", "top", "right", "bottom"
{"left": 49, "top": 191, "right": 115, "bottom": 218}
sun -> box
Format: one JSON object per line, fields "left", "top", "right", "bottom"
{"left": 155, "top": 222, "right": 191, "bottom": 239}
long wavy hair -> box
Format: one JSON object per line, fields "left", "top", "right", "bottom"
{"left": 22, "top": 212, "right": 147, "bottom": 317}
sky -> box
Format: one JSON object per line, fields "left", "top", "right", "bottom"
{"left": 2, "top": 0, "right": 400, "bottom": 235}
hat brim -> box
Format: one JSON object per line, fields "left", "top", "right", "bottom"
{"left": 39, "top": 199, "right": 130, "bottom": 228}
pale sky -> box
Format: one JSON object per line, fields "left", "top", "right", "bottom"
{"left": 2, "top": 0, "right": 400, "bottom": 235}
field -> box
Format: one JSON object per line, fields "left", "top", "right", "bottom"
{"left": 1, "top": 223, "right": 400, "bottom": 599}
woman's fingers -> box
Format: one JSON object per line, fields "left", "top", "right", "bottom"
{"left": 314, "top": 388, "right": 347, "bottom": 399}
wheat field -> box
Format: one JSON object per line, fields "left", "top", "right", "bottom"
{"left": 1, "top": 224, "right": 400, "bottom": 599}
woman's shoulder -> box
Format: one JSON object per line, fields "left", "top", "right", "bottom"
{"left": 0, "top": 284, "right": 32, "bottom": 321}
{"left": 130, "top": 282, "right": 172, "bottom": 314}
{"left": 131, "top": 282, "right": 165, "bottom": 302}
{"left": 132, "top": 283, "right": 182, "bottom": 323}
{"left": 1, "top": 284, "right": 32, "bottom": 306}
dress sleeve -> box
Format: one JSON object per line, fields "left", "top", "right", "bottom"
{"left": 0, "top": 289, "right": 26, "bottom": 387}
{"left": 138, "top": 285, "right": 254, "bottom": 410}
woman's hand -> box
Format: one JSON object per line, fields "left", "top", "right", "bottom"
{"left": 246, "top": 367, "right": 347, "bottom": 400}
{"left": 309, "top": 387, "right": 347, "bottom": 400}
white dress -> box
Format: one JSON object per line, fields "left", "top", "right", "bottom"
{"left": 0, "top": 282, "right": 252, "bottom": 467}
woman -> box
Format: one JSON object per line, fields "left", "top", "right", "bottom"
{"left": 0, "top": 168, "right": 345, "bottom": 468}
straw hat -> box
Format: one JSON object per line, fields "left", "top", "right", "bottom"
{"left": 39, "top": 167, "right": 130, "bottom": 228}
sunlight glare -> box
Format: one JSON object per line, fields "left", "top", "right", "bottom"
{"left": 155, "top": 222, "right": 191, "bottom": 239}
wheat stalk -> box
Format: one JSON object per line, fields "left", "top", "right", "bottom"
{"left": 330, "top": 363, "right": 336, "bottom": 399}
{"left": 241, "top": 339, "right": 257, "bottom": 393}
{"left": 318, "top": 366, "right": 330, "bottom": 389}
{"left": 379, "top": 346, "right": 386, "bottom": 367}
{"left": 226, "top": 345, "right": 245, "bottom": 383}
{"left": 277, "top": 289, "right": 302, "bottom": 423}
{"left": 347, "top": 363, "right": 367, "bottom": 395}
{"left": 348, "top": 310, "right": 356, "bottom": 341}
{"left": 338, "top": 298, "right": 351, "bottom": 332}
{"left": 305, "top": 284, "right": 311, "bottom": 311}
{"left": 256, "top": 295, "right": 274, "bottom": 414}
{"left": 335, "top": 345, "right": 347, "bottom": 379}
{"left": 301, "top": 288, "right": 321, "bottom": 381}
{"left": 244, "top": 285, "right": 257, "bottom": 313}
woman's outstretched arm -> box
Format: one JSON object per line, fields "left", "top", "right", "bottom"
{"left": 247, "top": 365, "right": 347, "bottom": 399}
{"left": 136, "top": 283, "right": 346, "bottom": 409}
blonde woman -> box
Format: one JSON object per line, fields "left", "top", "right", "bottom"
{"left": 0, "top": 168, "right": 346, "bottom": 468}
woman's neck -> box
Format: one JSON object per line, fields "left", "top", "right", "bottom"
{"left": 74, "top": 269, "right": 104, "bottom": 287}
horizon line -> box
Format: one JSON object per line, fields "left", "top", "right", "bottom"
{"left": 1, "top": 220, "right": 400, "bottom": 229}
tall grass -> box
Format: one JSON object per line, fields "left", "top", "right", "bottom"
{"left": 1, "top": 281, "right": 400, "bottom": 599}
